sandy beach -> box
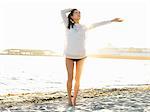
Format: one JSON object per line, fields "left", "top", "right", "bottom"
{"left": 0, "top": 84, "right": 150, "bottom": 112}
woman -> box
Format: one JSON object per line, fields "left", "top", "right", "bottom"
{"left": 61, "top": 8, "right": 123, "bottom": 106}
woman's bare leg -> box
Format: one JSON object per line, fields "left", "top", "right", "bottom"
{"left": 73, "top": 58, "right": 85, "bottom": 106}
{"left": 65, "top": 58, "right": 74, "bottom": 106}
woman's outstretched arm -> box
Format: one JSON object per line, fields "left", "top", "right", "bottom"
{"left": 61, "top": 8, "right": 72, "bottom": 27}
{"left": 85, "top": 18, "right": 123, "bottom": 31}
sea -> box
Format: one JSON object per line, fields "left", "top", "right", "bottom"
{"left": 0, "top": 55, "right": 149, "bottom": 94}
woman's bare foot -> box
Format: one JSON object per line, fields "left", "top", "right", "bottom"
{"left": 68, "top": 99, "right": 73, "bottom": 106}
{"left": 72, "top": 97, "right": 76, "bottom": 106}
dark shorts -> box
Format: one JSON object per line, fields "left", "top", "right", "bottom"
{"left": 66, "top": 56, "right": 87, "bottom": 62}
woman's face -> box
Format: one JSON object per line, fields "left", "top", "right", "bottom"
{"left": 71, "top": 10, "right": 80, "bottom": 21}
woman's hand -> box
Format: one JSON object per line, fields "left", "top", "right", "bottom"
{"left": 111, "top": 18, "right": 124, "bottom": 22}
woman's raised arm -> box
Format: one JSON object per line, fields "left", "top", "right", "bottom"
{"left": 85, "top": 18, "right": 123, "bottom": 31}
{"left": 61, "top": 8, "right": 72, "bottom": 27}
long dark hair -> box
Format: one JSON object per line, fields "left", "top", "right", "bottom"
{"left": 67, "top": 9, "right": 77, "bottom": 29}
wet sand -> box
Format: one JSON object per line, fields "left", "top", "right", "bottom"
{"left": 0, "top": 85, "right": 150, "bottom": 112}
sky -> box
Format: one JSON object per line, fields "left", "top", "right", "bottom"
{"left": 0, "top": 0, "right": 149, "bottom": 53}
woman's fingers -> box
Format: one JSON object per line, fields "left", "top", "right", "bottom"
{"left": 117, "top": 18, "right": 124, "bottom": 22}
{"left": 111, "top": 18, "right": 124, "bottom": 22}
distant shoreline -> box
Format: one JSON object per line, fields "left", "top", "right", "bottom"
{"left": 88, "top": 54, "right": 150, "bottom": 60}
{"left": 1, "top": 54, "right": 150, "bottom": 60}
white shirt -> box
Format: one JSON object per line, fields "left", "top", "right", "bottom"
{"left": 61, "top": 9, "right": 112, "bottom": 59}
